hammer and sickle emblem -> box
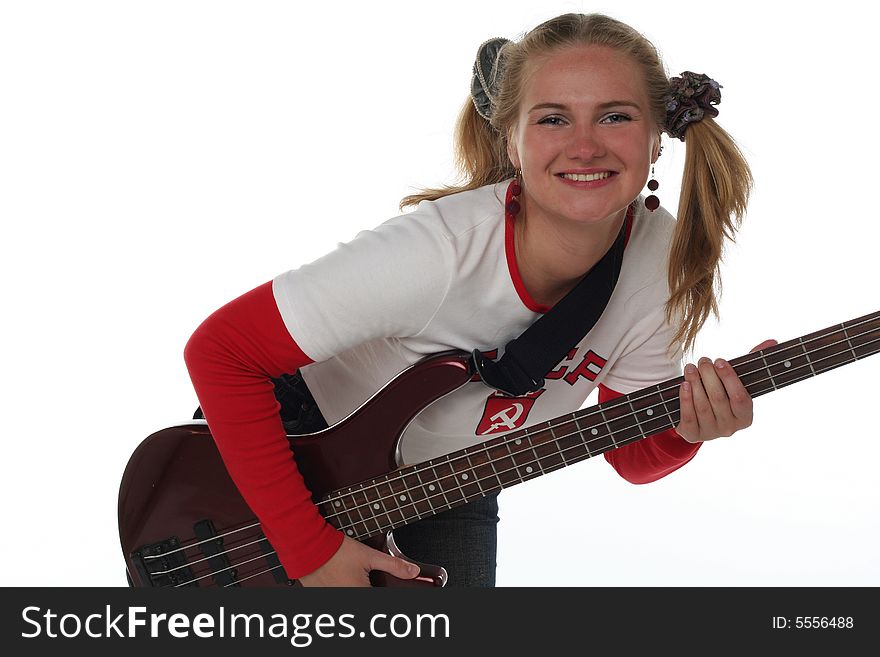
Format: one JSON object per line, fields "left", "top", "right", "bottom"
{"left": 480, "top": 402, "right": 524, "bottom": 435}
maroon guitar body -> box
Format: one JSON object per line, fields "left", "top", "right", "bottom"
{"left": 119, "top": 351, "right": 475, "bottom": 588}
{"left": 118, "top": 311, "right": 880, "bottom": 587}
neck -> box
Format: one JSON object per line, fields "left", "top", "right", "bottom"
{"left": 514, "top": 199, "right": 628, "bottom": 307}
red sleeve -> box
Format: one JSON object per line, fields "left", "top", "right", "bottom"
{"left": 183, "top": 280, "right": 344, "bottom": 578}
{"left": 599, "top": 383, "right": 701, "bottom": 485}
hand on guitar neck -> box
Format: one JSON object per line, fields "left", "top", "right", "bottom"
{"left": 298, "top": 536, "right": 420, "bottom": 587}
{"left": 676, "top": 339, "right": 778, "bottom": 444}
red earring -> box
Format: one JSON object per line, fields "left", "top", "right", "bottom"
{"left": 645, "top": 164, "right": 660, "bottom": 212}
{"left": 507, "top": 170, "right": 522, "bottom": 216}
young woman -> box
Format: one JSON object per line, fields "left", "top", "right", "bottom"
{"left": 184, "top": 13, "right": 775, "bottom": 587}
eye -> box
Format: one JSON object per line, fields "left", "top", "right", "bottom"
{"left": 602, "top": 113, "right": 632, "bottom": 124}
{"left": 537, "top": 115, "right": 567, "bottom": 126}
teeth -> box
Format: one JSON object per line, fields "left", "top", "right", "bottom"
{"left": 561, "top": 172, "right": 612, "bottom": 182}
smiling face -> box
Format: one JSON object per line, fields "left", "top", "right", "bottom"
{"left": 507, "top": 44, "right": 661, "bottom": 229}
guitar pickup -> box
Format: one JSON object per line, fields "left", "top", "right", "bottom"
{"left": 193, "top": 519, "right": 239, "bottom": 587}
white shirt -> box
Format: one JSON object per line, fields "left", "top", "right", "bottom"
{"left": 273, "top": 181, "right": 682, "bottom": 464}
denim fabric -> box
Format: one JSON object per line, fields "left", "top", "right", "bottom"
{"left": 193, "top": 371, "right": 500, "bottom": 587}
{"left": 391, "top": 492, "right": 499, "bottom": 587}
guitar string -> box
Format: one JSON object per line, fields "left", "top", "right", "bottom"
{"left": 153, "top": 329, "right": 879, "bottom": 584}
{"left": 145, "top": 318, "right": 879, "bottom": 568}
{"left": 316, "top": 314, "right": 880, "bottom": 510}
{"left": 316, "top": 327, "right": 880, "bottom": 523}
{"left": 172, "top": 344, "right": 880, "bottom": 589}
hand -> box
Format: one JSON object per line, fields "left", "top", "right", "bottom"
{"left": 676, "top": 339, "right": 778, "bottom": 444}
{"left": 298, "top": 535, "right": 420, "bottom": 587}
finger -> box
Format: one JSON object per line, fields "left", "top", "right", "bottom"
{"left": 684, "top": 361, "right": 716, "bottom": 437}
{"left": 697, "top": 356, "right": 737, "bottom": 434}
{"left": 749, "top": 339, "right": 778, "bottom": 353}
{"left": 711, "top": 357, "right": 753, "bottom": 425}
{"left": 371, "top": 552, "right": 420, "bottom": 580}
{"left": 677, "top": 378, "right": 699, "bottom": 443}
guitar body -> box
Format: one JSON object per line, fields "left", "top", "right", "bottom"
{"left": 118, "top": 351, "right": 474, "bottom": 588}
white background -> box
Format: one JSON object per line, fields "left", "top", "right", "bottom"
{"left": 2, "top": 0, "right": 877, "bottom": 587}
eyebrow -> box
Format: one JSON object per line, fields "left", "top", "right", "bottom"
{"left": 528, "top": 100, "right": 642, "bottom": 112}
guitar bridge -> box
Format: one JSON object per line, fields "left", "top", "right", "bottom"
{"left": 130, "top": 536, "right": 197, "bottom": 587}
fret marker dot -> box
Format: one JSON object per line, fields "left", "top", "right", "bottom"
{"left": 646, "top": 409, "right": 654, "bottom": 416}
{"left": 784, "top": 360, "right": 791, "bottom": 368}
{"left": 591, "top": 429, "right": 598, "bottom": 435}
{"left": 346, "top": 529, "right": 354, "bottom": 536}
{"left": 526, "top": 466, "right": 533, "bottom": 473}
{"left": 399, "top": 495, "right": 407, "bottom": 502}
{"left": 373, "top": 503, "right": 380, "bottom": 510}
{"left": 428, "top": 484, "right": 436, "bottom": 491}
{"left": 334, "top": 501, "right": 341, "bottom": 507}
{"left": 461, "top": 473, "right": 468, "bottom": 480}
{"left": 515, "top": 439, "right": 522, "bottom": 445}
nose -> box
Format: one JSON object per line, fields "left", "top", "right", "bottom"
{"left": 564, "top": 124, "right": 606, "bottom": 160}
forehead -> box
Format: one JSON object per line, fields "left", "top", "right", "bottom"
{"left": 522, "top": 45, "right": 647, "bottom": 106}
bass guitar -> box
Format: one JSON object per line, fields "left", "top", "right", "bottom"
{"left": 118, "top": 310, "right": 880, "bottom": 587}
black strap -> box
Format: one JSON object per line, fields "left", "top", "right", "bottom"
{"left": 471, "top": 205, "right": 630, "bottom": 397}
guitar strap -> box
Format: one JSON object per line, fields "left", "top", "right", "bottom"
{"left": 471, "top": 203, "right": 631, "bottom": 397}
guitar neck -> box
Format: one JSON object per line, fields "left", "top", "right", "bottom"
{"left": 319, "top": 310, "right": 880, "bottom": 541}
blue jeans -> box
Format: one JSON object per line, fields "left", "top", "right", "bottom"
{"left": 229, "top": 371, "right": 501, "bottom": 587}
{"left": 391, "top": 492, "right": 499, "bottom": 587}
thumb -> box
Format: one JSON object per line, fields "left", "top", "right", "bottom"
{"left": 749, "top": 338, "right": 778, "bottom": 353}
{"left": 372, "top": 552, "right": 420, "bottom": 580}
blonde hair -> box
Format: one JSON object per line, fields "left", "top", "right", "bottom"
{"left": 400, "top": 13, "right": 752, "bottom": 354}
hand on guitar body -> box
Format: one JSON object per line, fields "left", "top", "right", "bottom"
{"left": 297, "top": 536, "right": 420, "bottom": 587}
{"left": 676, "top": 339, "right": 778, "bottom": 443}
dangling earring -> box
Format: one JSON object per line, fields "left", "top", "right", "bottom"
{"left": 645, "top": 147, "right": 661, "bottom": 212}
{"left": 507, "top": 169, "right": 522, "bottom": 216}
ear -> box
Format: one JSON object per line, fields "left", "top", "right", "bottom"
{"left": 650, "top": 132, "right": 662, "bottom": 163}
{"left": 506, "top": 128, "right": 521, "bottom": 170}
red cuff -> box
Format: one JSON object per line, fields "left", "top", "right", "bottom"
{"left": 598, "top": 383, "right": 700, "bottom": 485}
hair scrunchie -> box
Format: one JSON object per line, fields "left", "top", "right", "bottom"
{"left": 664, "top": 71, "right": 722, "bottom": 141}
{"left": 471, "top": 37, "right": 511, "bottom": 121}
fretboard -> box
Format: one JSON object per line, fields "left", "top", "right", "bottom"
{"left": 317, "top": 310, "right": 880, "bottom": 541}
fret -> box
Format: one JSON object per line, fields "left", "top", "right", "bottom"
{"left": 374, "top": 478, "right": 404, "bottom": 527}
{"left": 464, "top": 452, "right": 486, "bottom": 496}
{"left": 524, "top": 429, "right": 547, "bottom": 476}
{"left": 626, "top": 398, "right": 648, "bottom": 439}
{"left": 401, "top": 470, "right": 429, "bottom": 506}
{"left": 506, "top": 434, "right": 537, "bottom": 482}
{"left": 454, "top": 449, "right": 483, "bottom": 500}
{"left": 797, "top": 337, "right": 818, "bottom": 377}
{"left": 469, "top": 445, "right": 503, "bottom": 492}
{"left": 430, "top": 459, "right": 465, "bottom": 505}
{"left": 656, "top": 381, "right": 679, "bottom": 428}
{"left": 572, "top": 415, "right": 595, "bottom": 458}
{"left": 483, "top": 445, "right": 505, "bottom": 490}
{"left": 496, "top": 436, "right": 524, "bottom": 487}
{"left": 598, "top": 407, "right": 618, "bottom": 447}
{"left": 531, "top": 424, "right": 565, "bottom": 471}
{"left": 428, "top": 462, "right": 452, "bottom": 510}
{"left": 446, "top": 456, "right": 471, "bottom": 502}
{"left": 744, "top": 343, "right": 804, "bottom": 391}
{"left": 347, "top": 486, "right": 375, "bottom": 538}
{"left": 841, "top": 324, "right": 859, "bottom": 362}
{"left": 338, "top": 496, "right": 356, "bottom": 533}
{"left": 555, "top": 422, "right": 571, "bottom": 466}
{"left": 412, "top": 468, "right": 437, "bottom": 515}
{"left": 758, "top": 351, "right": 778, "bottom": 391}
{"left": 627, "top": 390, "right": 671, "bottom": 436}
{"left": 847, "top": 316, "right": 880, "bottom": 359}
